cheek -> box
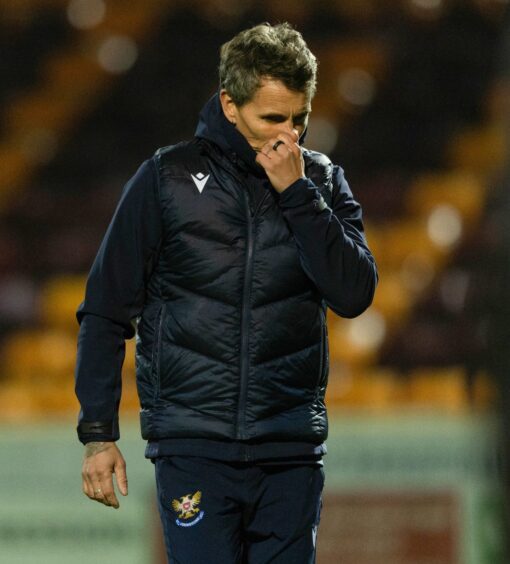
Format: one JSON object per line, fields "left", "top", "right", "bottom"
{"left": 258, "top": 126, "right": 277, "bottom": 141}
{"left": 247, "top": 123, "right": 277, "bottom": 144}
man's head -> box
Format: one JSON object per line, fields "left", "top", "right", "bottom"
{"left": 219, "top": 23, "right": 318, "bottom": 152}
{"left": 219, "top": 22, "right": 317, "bottom": 107}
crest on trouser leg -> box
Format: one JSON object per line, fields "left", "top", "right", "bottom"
{"left": 171, "top": 491, "right": 205, "bottom": 527}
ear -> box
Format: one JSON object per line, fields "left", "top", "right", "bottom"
{"left": 220, "top": 89, "right": 237, "bottom": 125}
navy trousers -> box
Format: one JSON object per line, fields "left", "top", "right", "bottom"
{"left": 155, "top": 456, "right": 324, "bottom": 564}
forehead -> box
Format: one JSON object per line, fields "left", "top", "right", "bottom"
{"left": 248, "top": 78, "right": 310, "bottom": 113}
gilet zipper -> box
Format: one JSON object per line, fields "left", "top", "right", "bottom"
{"left": 202, "top": 151, "right": 269, "bottom": 439}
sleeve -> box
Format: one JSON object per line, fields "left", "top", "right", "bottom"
{"left": 74, "top": 157, "right": 162, "bottom": 444}
{"left": 278, "top": 165, "right": 378, "bottom": 318}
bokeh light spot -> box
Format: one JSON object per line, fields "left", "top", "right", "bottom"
{"left": 347, "top": 309, "right": 387, "bottom": 351}
{"left": 427, "top": 205, "right": 463, "bottom": 248}
{"left": 67, "top": 0, "right": 106, "bottom": 30}
{"left": 337, "top": 68, "right": 376, "bottom": 107}
{"left": 97, "top": 35, "right": 138, "bottom": 74}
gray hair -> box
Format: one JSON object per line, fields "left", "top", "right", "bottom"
{"left": 219, "top": 23, "right": 318, "bottom": 106}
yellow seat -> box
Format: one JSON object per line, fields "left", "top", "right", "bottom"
{"left": 311, "top": 40, "right": 388, "bottom": 117}
{"left": 39, "top": 275, "right": 87, "bottom": 331}
{"left": 87, "top": 1, "right": 164, "bottom": 37}
{"left": 0, "top": 380, "right": 41, "bottom": 419}
{"left": 448, "top": 125, "right": 505, "bottom": 176}
{"left": 407, "top": 366, "right": 468, "bottom": 412}
{"left": 43, "top": 53, "right": 106, "bottom": 99}
{"left": 1, "top": 329, "right": 77, "bottom": 385}
{"left": 6, "top": 90, "right": 77, "bottom": 134}
{"left": 0, "top": 145, "right": 31, "bottom": 203}
{"left": 327, "top": 318, "right": 378, "bottom": 367}
{"left": 371, "top": 271, "right": 412, "bottom": 324}
{"left": 386, "top": 220, "right": 449, "bottom": 272}
{"left": 0, "top": 327, "right": 138, "bottom": 415}
{"left": 326, "top": 366, "right": 402, "bottom": 410}
{"left": 406, "top": 171, "right": 485, "bottom": 226}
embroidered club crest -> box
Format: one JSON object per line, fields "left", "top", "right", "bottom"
{"left": 171, "top": 490, "right": 205, "bottom": 527}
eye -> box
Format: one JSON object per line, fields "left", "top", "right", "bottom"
{"left": 264, "top": 116, "right": 285, "bottom": 123}
{"left": 293, "top": 114, "right": 308, "bottom": 126}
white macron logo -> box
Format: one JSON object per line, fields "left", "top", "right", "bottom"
{"left": 191, "top": 172, "right": 210, "bottom": 193}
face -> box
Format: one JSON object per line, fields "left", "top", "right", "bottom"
{"left": 220, "top": 78, "right": 311, "bottom": 152}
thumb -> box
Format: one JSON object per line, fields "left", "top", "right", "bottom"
{"left": 115, "top": 459, "right": 128, "bottom": 496}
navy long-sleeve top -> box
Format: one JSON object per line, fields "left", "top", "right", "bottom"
{"left": 75, "top": 93, "right": 377, "bottom": 462}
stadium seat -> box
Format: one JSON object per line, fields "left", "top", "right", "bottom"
{"left": 406, "top": 171, "right": 485, "bottom": 226}
{"left": 39, "top": 275, "right": 87, "bottom": 331}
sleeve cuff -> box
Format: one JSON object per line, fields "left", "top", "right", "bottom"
{"left": 77, "top": 420, "right": 119, "bottom": 444}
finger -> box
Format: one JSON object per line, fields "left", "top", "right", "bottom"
{"left": 258, "top": 144, "right": 274, "bottom": 159}
{"left": 82, "top": 474, "right": 93, "bottom": 500}
{"left": 84, "top": 462, "right": 102, "bottom": 499}
{"left": 86, "top": 465, "right": 109, "bottom": 505}
{"left": 274, "top": 133, "right": 301, "bottom": 156}
{"left": 91, "top": 479, "right": 108, "bottom": 504}
{"left": 82, "top": 466, "right": 96, "bottom": 500}
{"left": 272, "top": 139, "right": 290, "bottom": 154}
{"left": 114, "top": 459, "right": 128, "bottom": 496}
{"left": 275, "top": 131, "right": 297, "bottom": 146}
{"left": 258, "top": 143, "right": 283, "bottom": 164}
{"left": 255, "top": 150, "right": 272, "bottom": 168}
{"left": 261, "top": 135, "right": 289, "bottom": 157}
{"left": 265, "top": 137, "right": 288, "bottom": 154}
{"left": 99, "top": 473, "right": 119, "bottom": 508}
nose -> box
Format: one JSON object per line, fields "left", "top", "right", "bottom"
{"left": 279, "top": 121, "right": 299, "bottom": 141}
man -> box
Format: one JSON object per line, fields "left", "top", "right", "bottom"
{"left": 75, "top": 22, "right": 377, "bottom": 563}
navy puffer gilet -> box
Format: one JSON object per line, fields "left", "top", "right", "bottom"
{"left": 135, "top": 138, "right": 333, "bottom": 443}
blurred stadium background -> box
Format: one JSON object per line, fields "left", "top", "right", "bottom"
{"left": 0, "top": 0, "right": 509, "bottom": 562}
